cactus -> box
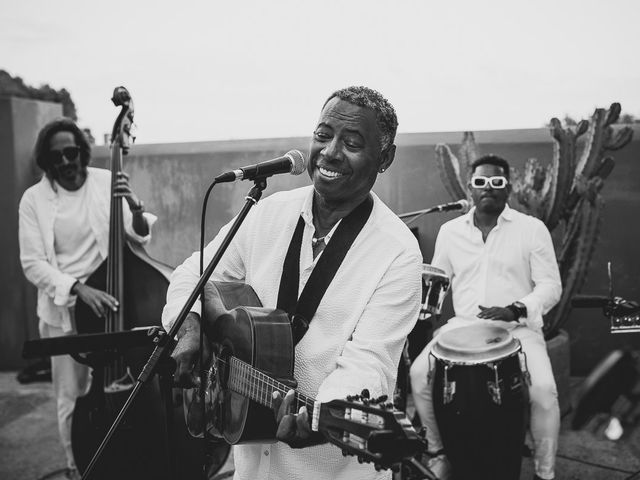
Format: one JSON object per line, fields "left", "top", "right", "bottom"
{"left": 435, "top": 144, "right": 468, "bottom": 201}
{"left": 435, "top": 131, "right": 480, "bottom": 202}
{"left": 434, "top": 104, "right": 633, "bottom": 339}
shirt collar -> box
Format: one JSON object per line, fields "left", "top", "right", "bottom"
{"left": 499, "top": 203, "right": 514, "bottom": 222}
{"left": 300, "top": 187, "right": 315, "bottom": 226}
{"left": 301, "top": 187, "right": 342, "bottom": 243}
{"left": 464, "top": 203, "right": 514, "bottom": 225}
{"left": 301, "top": 188, "right": 378, "bottom": 244}
{"left": 301, "top": 188, "right": 341, "bottom": 243}
{"left": 39, "top": 174, "right": 58, "bottom": 200}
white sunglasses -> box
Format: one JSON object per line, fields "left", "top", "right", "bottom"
{"left": 471, "top": 175, "right": 508, "bottom": 189}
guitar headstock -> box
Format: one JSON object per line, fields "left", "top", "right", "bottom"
{"left": 312, "top": 390, "right": 425, "bottom": 472}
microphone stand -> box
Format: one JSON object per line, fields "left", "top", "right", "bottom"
{"left": 81, "top": 177, "right": 268, "bottom": 480}
{"left": 399, "top": 205, "right": 455, "bottom": 227}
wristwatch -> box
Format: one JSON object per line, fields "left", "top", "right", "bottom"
{"left": 130, "top": 200, "right": 145, "bottom": 214}
{"left": 508, "top": 301, "right": 528, "bottom": 320}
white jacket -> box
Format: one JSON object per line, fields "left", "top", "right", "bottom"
{"left": 18, "top": 167, "right": 156, "bottom": 332}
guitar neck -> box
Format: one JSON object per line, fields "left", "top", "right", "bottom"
{"left": 227, "top": 356, "right": 315, "bottom": 413}
{"left": 223, "top": 356, "right": 426, "bottom": 471}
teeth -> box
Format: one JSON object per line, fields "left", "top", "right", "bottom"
{"left": 319, "top": 167, "right": 344, "bottom": 178}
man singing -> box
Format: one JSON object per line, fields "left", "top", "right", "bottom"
{"left": 162, "top": 86, "right": 422, "bottom": 480}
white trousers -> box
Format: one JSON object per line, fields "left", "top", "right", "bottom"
{"left": 409, "top": 318, "right": 560, "bottom": 480}
{"left": 39, "top": 318, "right": 91, "bottom": 470}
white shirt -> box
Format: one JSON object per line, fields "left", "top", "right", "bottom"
{"left": 19, "top": 167, "right": 157, "bottom": 332}
{"left": 54, "top": 181, "right": 103, "bottom": 282}
{"left": 432, "top": 204, "right": 562, "bottom": 333}
{"left": 162, "top": 185, "right": 422, "bottom": 480}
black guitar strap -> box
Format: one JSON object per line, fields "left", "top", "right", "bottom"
{"left": 276, "top": 195, "right": 374, "bottom": 345}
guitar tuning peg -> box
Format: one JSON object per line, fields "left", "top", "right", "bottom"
{"left": 341, "top": 449, "right": 348, "bottom": 457}
{"left": 385, "top": 402, "right": 395, "bottom": 410}
{"left": 377, "top": 394, "right": 388, "bottom": 403}
{"left": 374, "top": 463, "right": 382, "bottom": 471}
{"left": 346, "top": 395, "right": 354, "bottom": 401}
{"left": 357, "top": 456, "right": 364, "bottom": 464}
{"left": 361, "top": 388, "right": 370, "bottom": 399}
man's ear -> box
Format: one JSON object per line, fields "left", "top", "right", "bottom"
{"left": 379, "top": 144, "right": 396, "bottom": 172}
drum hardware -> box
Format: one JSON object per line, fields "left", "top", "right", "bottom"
{"left": 509, "top": 375, "right": 525, "bottom": 394}
{"left": 419, "top": 265, "right": 450, "bottom": 321}
{"left": 572, "top": 294, "right": 640, "bottom": 333}
{"left": 487, "top": 363, "right": 502, "bottom": 405}
{"left": 571, "top": 261, "right": 640, "bottom": 334}
{"left": 442, "top": 364, "right": 456, "bottom": 404}
{"left": 426, "top": 355, "right": 433, "bottom": 384}
{"left": 518, "top": 348, "right": 532, "bottom": 385}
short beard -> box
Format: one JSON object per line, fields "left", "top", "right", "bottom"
{"left": 49, "top": 163, "right": 87, "bottom": 183}
{"left": 476, "top": 201, "right": 506, "bottom": 215}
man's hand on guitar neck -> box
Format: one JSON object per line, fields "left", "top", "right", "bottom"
{"left": 172, "top": 312, "right": 208, "bottom": 388}
{"left": 272, "top": 389, "right": 326, "bottom": 449}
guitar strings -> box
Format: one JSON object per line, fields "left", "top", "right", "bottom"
{"left": 213, "top": 356, "right": 316, "bottom": 412}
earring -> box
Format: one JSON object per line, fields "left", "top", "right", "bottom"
{"left": 379, "top": 168, "right": 386, "bottom": 173}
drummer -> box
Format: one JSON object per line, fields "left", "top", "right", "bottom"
{"left": 409, "top": 154, "right": 562, "bottom": 480}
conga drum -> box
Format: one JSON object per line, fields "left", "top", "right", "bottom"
{"left": 430, "top": 324, "right": 530, "bottom": 480}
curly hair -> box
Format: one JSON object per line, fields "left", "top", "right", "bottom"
{"left": 471, "top": 154, "right": 511, "bottom": 179}
{"left": 33, "top": 118, "right": 91, "bottom": 174}
{"left": 325, "top": 86, "right": 398, "bottom": 152}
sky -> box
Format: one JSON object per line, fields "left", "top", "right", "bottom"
{"left": 1, "top": 0, "right": 639, "bottom": 145}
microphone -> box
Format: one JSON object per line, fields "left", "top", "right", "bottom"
{"left": 215, "top": 150, "right": 306, "bottom": 183}
{"left": 427, "top": 199, "right": 470, "bottom": 213}
{"left": 399, "top": 199, "right": 470, "bottom": 220}
{"left": 571, "top": 295, "right": 612, "bottom": 309}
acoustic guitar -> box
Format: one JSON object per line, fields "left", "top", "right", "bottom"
{"left": 185, "top": 281, "right": 425, "bottom": 472}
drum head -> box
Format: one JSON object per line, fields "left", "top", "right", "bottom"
{"left": 432, "top": 324, "right": 520, "bottom": 364}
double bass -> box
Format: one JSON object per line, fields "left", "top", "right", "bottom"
{"left": 71, "top": 87, "right": 229, "bottom": 479}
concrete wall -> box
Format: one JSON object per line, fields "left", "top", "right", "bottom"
{"left": 90, "top": 126, "right": 640, "bottom": 375}
{"left": 0, "top": 97, "right": 62, "bottom": 369}
{"left": 4, "top": 110, "right": 639, "bottom": 373}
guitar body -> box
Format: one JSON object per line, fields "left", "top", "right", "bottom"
{"left": 200, "top": 282, "right": 426, "bottom": 473}
{"left": 203, "top": 282, "right": 294, "bottom": 444}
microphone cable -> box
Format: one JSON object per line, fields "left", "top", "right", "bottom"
{"left": 198, "top": 177, "right": 219, "bottom": 479}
